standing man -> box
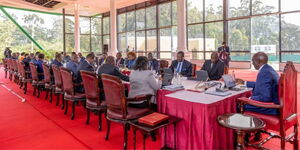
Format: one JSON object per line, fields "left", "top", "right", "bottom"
{"left": 218, "top": 42, "right": 230, "bottom": 67}
{"left": 147, "top": 52, "right": 159, "bottom": 72}
{"left": 236, "top": 52, "right": 279, "bottom": 115}
{"left": 169, "top": 51, "right": 192, "bottom": 77}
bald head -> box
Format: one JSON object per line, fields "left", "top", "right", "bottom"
{"left": 252, "top": 52, "right": 268, "bottom": 70}
{"left": 105, "top": 56, "right": 115, "bottom": 65}
{"left": 211, "top": 52, "right": 219, "bottom": 64}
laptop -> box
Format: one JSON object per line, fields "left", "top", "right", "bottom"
{"left": 222, "top": 74, "right": 244, "bottom": 91}
{"left": 187, "top": 70, "right": 209, "bottom": 81}
{"left": 162, "top": 73, "right": 173, "bottom": 86}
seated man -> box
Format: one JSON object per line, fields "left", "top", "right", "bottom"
{"left": 99, "top": 52, "right": 108, "bottom": 66}
{"left": 169, "top": 51, "right": 192, "bottom": 77}
{"left": 66, "top": 53, "right": 79, "bottom": 75}
{"left": 236, "top": 52, "right": 279, "bottom": 115}
{"left": 201, "top": 52, "right": 224, "bottom": 80}
{"left": 97, "top": 56, "right": 129, "bottom": 86}
{"left": 116, "top": 52, "right": 125, "bottom": 67}
{"left": 51, "top": 53, "right": 63, "bottom": 67}
{"left": 147, "top": 52, "right": 159, "bottom": 72}
{"left": 78, "top": 52, "right": 85, "bottom": 63}
{"left": 75, "top": 53, "right": 95, "bottom": 84}
{"left": 35, "top": 53, "right": 45, "bottom": 80}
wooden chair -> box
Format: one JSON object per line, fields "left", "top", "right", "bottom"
{"left": 60, "top": 67, "right": 86, "bottom": 120}
{"left": 42, "top": 64, "right": 54, "bottom": 102}
{"left": 2, "top": 58, "right": 8, "bottom": 78}
{"left": 52, "top": 65, "right": 64, "bottom": 108}
{"left": 18, "top": 61, "right": 32, "bottom": 94}
{"left": 7, "top": 59, "right": 14, "bottom": 81}
{"left": 191, "top": 63, "right": 197, "bottom": 77}
{"left": 80, "top": 70, "right": 106, "bottom": 131}
{"left": 29, "top": 62, "right": 44, "bottom": 98}
{"left": 238, "top": 61, "right": 298, "bottom": 149}
{"left": 101, "top": 74, "right": 152, "bottom": 149}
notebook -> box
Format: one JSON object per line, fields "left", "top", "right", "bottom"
{"left": 138, "top": 112, "right": 169, "bottom": 126}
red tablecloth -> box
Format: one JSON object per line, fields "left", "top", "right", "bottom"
{"left": 157, "top": 89, "right": 252, "bottom": 150}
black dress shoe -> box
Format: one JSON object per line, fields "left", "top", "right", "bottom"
{"left": 254, "top": 131, "right": 262, "bottom": 141}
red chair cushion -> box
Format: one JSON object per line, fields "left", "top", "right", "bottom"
{"left": 64, "top": 93, "right": 86, "bottom": 100}
{"left": 107, "top": 107, "right": 151, "bottom": 120}
{"left": 245, "top": 111, "right": 298, "bottom": 131}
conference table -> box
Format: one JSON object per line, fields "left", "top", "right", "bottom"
{"left": 155, "top": 79, "right": 252, "bottom": 150}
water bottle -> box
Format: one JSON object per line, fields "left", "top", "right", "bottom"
{"left": 232, "top": 70, "right": 235, "bottom": 80}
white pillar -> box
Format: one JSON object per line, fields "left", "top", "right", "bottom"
{"left": 109, "top": 0, "right": 118, "bottom": 56}
{"left": 74, "top": 3, "right": 80, "bottom": 53}
{"left": 177, "top": 0, "right": 187, "bottom": 52}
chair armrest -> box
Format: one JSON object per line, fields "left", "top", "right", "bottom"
{"left": 127, "top": 94, "right": 153, "bottom": 102}
{"left": 237, "top": 97, "right": 281, "bottom": 109}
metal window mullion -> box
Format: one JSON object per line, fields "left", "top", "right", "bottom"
{"left": 203, "top": 0, "right": 206, "bottom": 60}
{"left": 90, "top": 17, "right": 92, "bottom": 52}
{"left": 157, "top": 4, "right": 160, "bottom": 59}
{"left": 279, "top": 0, "right": 282, "bottom": 62}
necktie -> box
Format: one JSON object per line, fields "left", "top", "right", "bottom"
{"left": 176, "top": 62, "right": 183, "bottom": 73}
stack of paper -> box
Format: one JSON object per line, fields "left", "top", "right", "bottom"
{"left": 163, "top": 85, "right": 184, "bottom": 91}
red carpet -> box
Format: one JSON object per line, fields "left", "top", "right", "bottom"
{"left": 0, "top": 68, "right": 299, "bottom": 149}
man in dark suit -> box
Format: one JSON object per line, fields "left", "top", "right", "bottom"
{"left": 236, "top": 52, "right": 279, "bottom": 115}
{"left": 99, "top": 52, "right": 108, "bottom": 66}
{"left": 170, "top": 51, "right": 192, "bottom": 77}
{"left": 97, "top": 56, "right": 129, "bottom": 87}
{"left": 147, "top": 52, "right": 159, "bottom": 72}
{"left": 66, "top": 53, "right": 79, "bottom": 75}
{"left": 116, "top": 52, "right": 125, "bottom": 67}
{"left": 75, "top": 53, "right": 95, "bottom": 84}
{"left": 201, "top": 52, "right": 225, "bottom": 80}
{"left": 35, "top": 53, "right": 45, "bottom": 80}
{"left": 218, "top": 42, "right": 230, "bottom": 67}
{"left": 51, "top": 53, "right": 63, "bottom": 67}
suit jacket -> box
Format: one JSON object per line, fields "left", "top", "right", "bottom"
{"left": 245, "top": 64, "right": 279, "bottom": 115}
{"left": 169, "top": 60, "right": 192, "bottom": 77}
{"left": 201, "top": 60, "right": 224, "bottom": 80}
{"left": 51, "top": 59, "right": 63, "bottom": 67}
{"left": 116, "top": 58, "right": 125, "bottom": 67}
{"left": 75, "top": 60, "right": 95, "bottom": 83}
{"left": 35, "top": 60, "right": 44, "bottom": 80}
{"left": 148, "top": 59, "right": 159, "bottom": 71}
{"left": 97, "top": 64, "right": 129, "bottom": 88}
{"left": 66, "top": 61, "right": 79, "bottom": 75}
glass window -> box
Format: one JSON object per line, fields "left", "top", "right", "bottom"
{"left": 118, "top": 33, "right": 127, "bottom": 52}
{"left": 282, "top": 0, "right": 300, "bottom": 12}
{"left": 91, "top": 35, "right": 102, "bottom": 52}
{"left": 91, "top": 17, "right": 102, "bottom": 35}
{"left": 127, "top": 11, "right": 135, "bottom": 31}
{"left": 80, "top": 17, "right": 90, "bottom": 34}
{"left": 146, "top": 6, "right": 156, "bottom": 29}
{"left": 65, "top": 16, "right": 75, "bottom": 33}
{"left": 281, "top": 13, "right": 300, "bottom": 51}
{"left": 118, "top": 13, "right": 126, "bottom": 32}
{"left": 147, "top": 30, "right": 157, "bottom": 52}
{"left": 251, "top": 15, "right": 279, "bottom": 63}
{"left": 188, "top": 24, "right": 204, "bottom": 53}
{"left": 228, "top": 19, "right": 251, "bottom": 51}
{"left": 80, "top": 35, "right": 90, "bottom": 52}
{"left": 103, "top": 35, "right": 110, "bottom": 45}
{"left": 230, "top": 52, "right": 251, "bottom": 61}
{"left": 136, "top": 31, "right": 146, "bottom": 52}
{"left": 103, "top": 17, "right": 110, "bottom": 35}
{"left": 159, "top": 3, "right": 171, "bottom": 27}
{"left": 127, "top": 31, "right": 135, "bottom": 51}
{"left": 281, "top": 53, "right": 300, "bottom": 63}
{"left": 252, "top": 0, "right": 278, "bottom": 15}
{"left": 66, "top": 34, "right": 75, "bottom": 53}
{"left": 172, "top": 26, "right": 178, "bottom": 52}
{"left": 172, "top": 1, "right": 177, "bottom": 25}
{"left": 160, "top": 28, "right": 172, "bottom": 52}
{"left": 205, "top": 22, "right": 223, "bottom": 51}
{"left": 136, "top": 9, "right": 145, "bottom": 30}
{"left": 228, "top": 0, "right": 250, "bottom": 18}
{"left": 187, "top": 0, "right": 203, "bottom": 24}
{"left": 205, "top": 0, "right": 223, "bottom": 21}
{"left": 160, "top": 52, "right": 172, "bottom": 59}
